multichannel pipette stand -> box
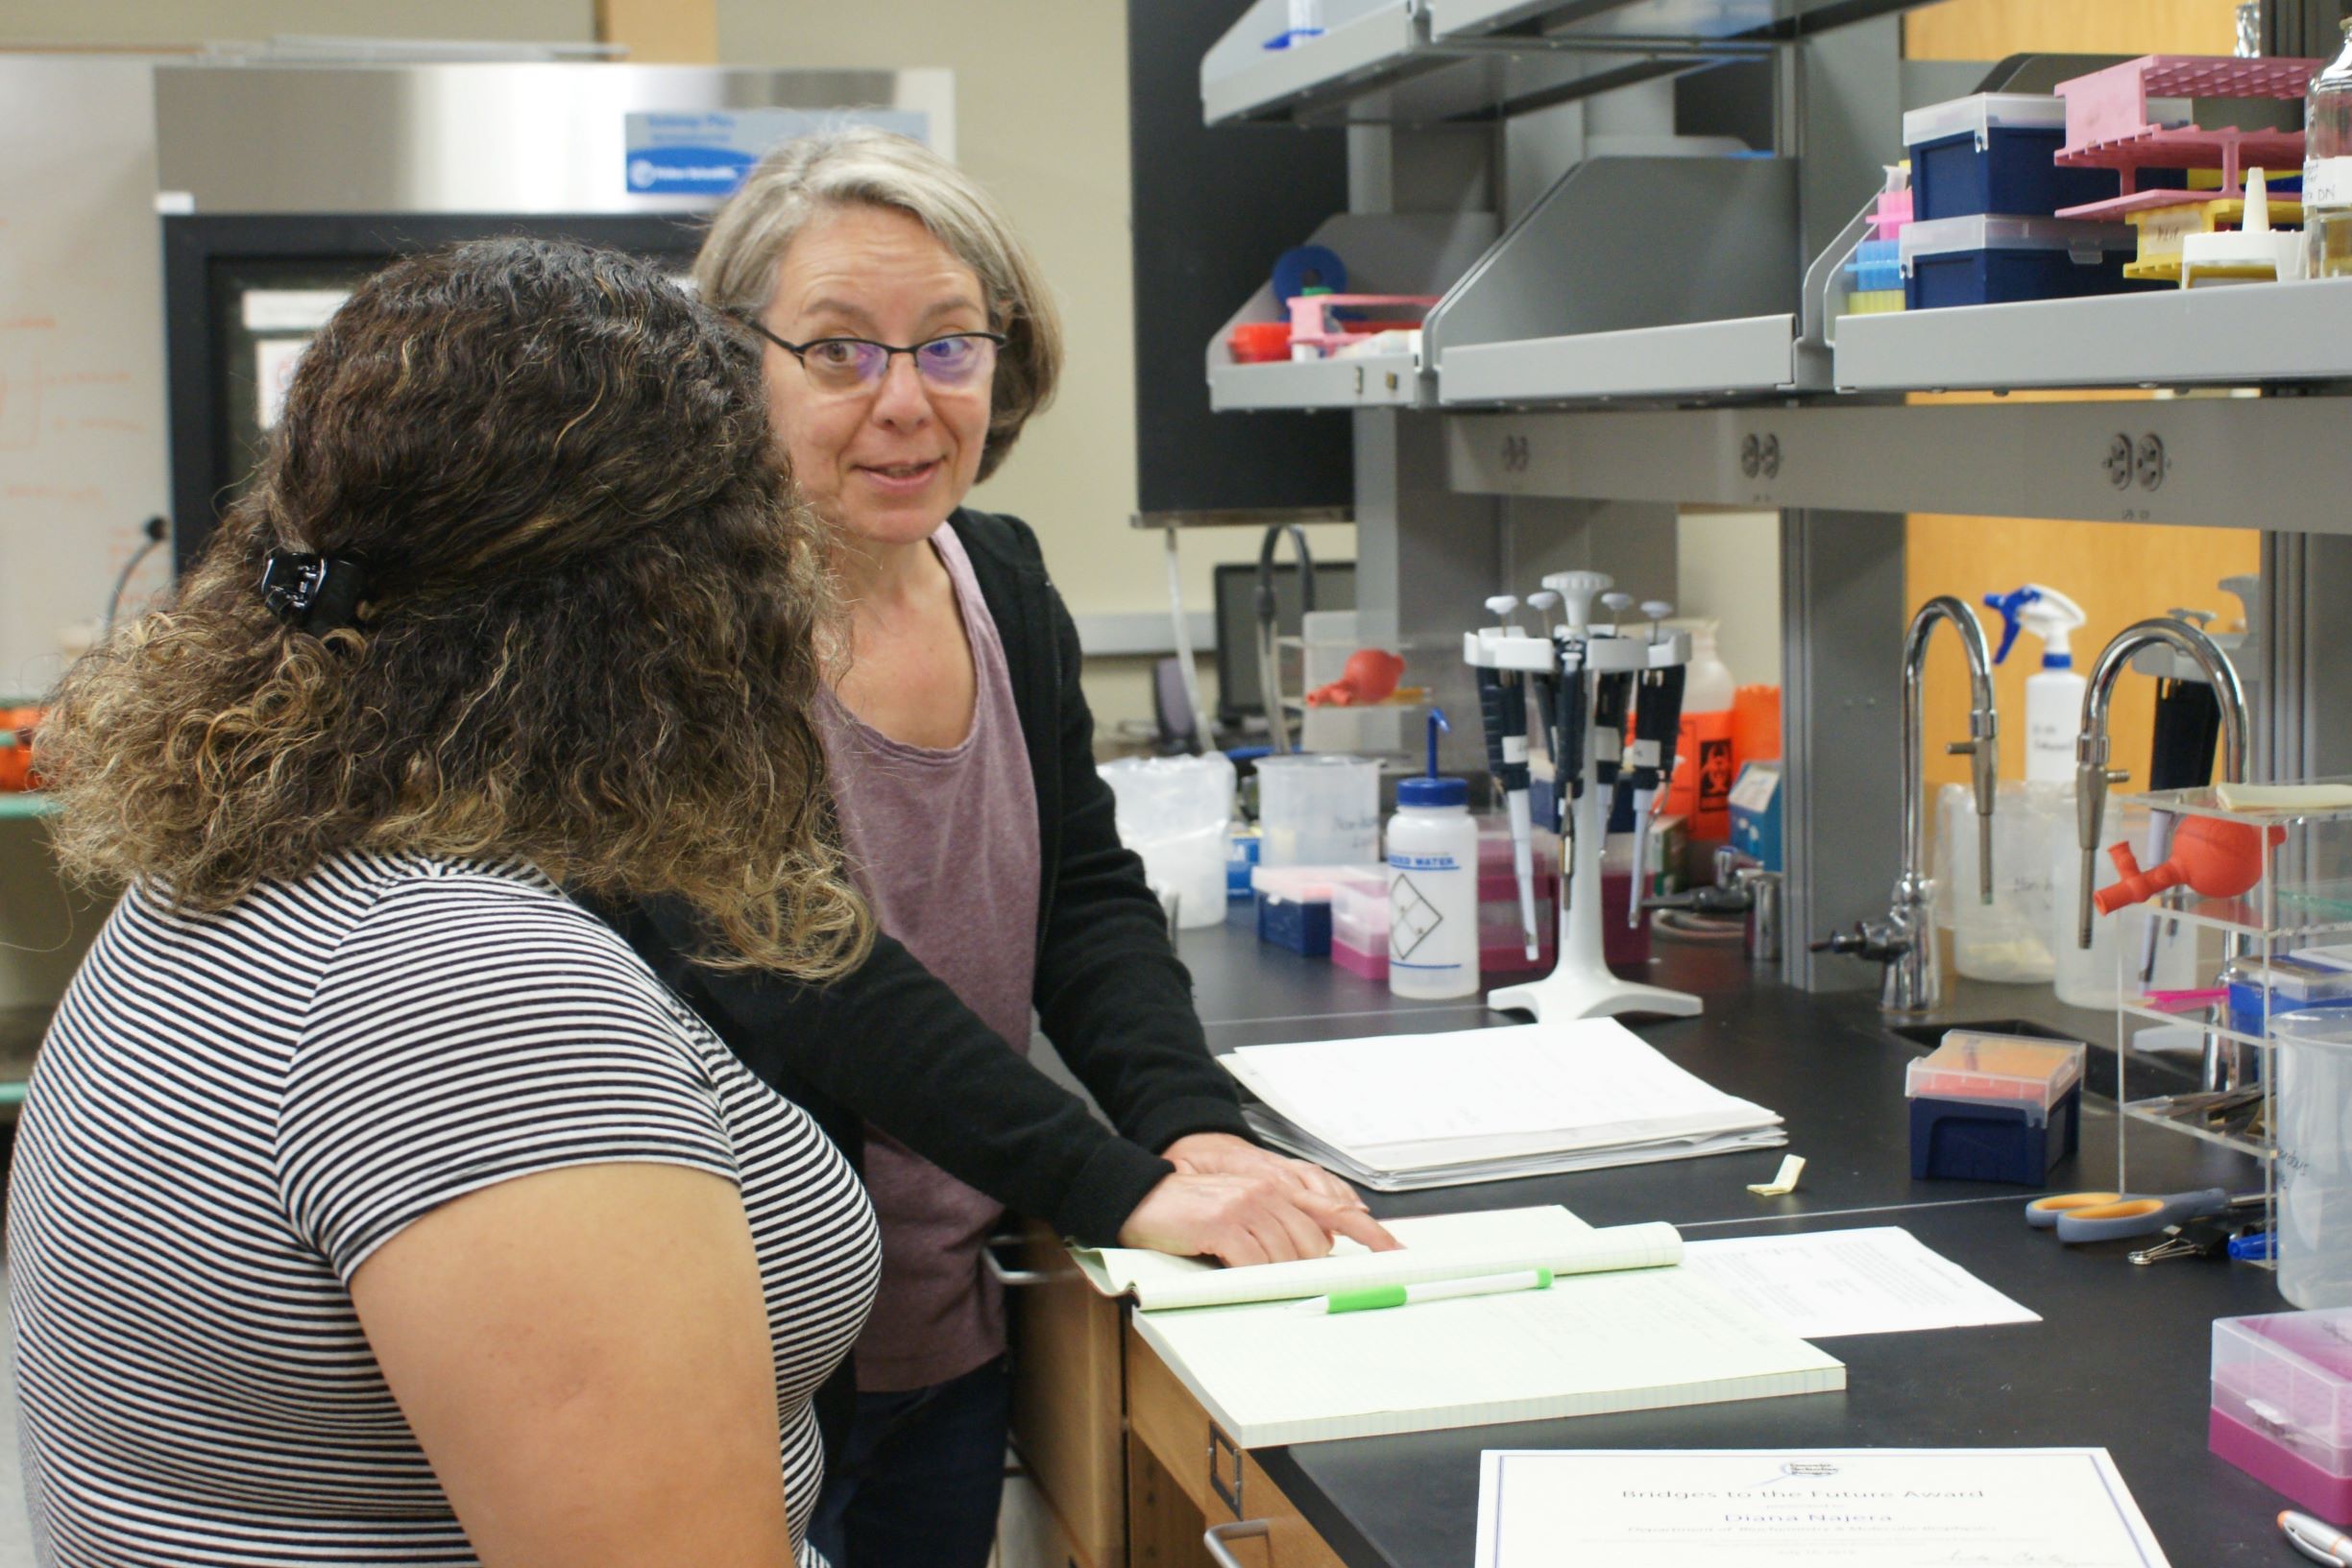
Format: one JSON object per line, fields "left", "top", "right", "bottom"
{"left": 1473, "top": 572, "right": 1701, "bottom": 1023}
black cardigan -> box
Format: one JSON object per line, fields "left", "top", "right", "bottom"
{"left": 601, "top": 507, "right": 1252, "bottom": 1247}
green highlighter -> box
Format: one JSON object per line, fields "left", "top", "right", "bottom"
{"left": 1300, "top": 1266, "right": 1556, "bottom": 1315}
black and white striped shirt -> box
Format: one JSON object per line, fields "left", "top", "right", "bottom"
{"left": 8, "top": 852, "right": 880, "bottom": 1566}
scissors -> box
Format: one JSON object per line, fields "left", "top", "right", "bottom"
{"left": 2025, "top": 1187, "right": 2251, "bottom": 1244}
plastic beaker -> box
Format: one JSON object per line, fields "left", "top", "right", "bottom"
{"left": 1935, "top": 781, "right": 2061, "bottom": 985}
{"left": 2049, "top": 796, "right": 2198, "bottom": 1009}
{"left": 1099, "top": 754, "right": 1237, "bottom": 929}
{"left": 1255, "top": 753, "right": 1382, "bottom": 868}
{"left": 2275, "top": 1008, "right": 2352, "bottom": 1308}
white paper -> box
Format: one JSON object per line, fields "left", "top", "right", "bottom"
{"left": 1246, "top": 1105, "right": 1785, "bottom": 1192}
{"left": 1071, "top": 1205, "right": 1603, "bottom": 1309}
{"left": 1475, "top": 1449, "right": 2170, "bottom": 1568}
{"left": 1681, "top": 1227, "right": 2039, "bottom": 1339}
{"left": 1223, "top": 1021, "right": 1781, "bottom": 1170}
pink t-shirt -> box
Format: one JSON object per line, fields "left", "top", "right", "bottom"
{"left": 816, "top": 524, "right": 1042, "bottom": 1392}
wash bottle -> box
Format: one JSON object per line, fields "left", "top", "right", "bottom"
{"left": 1985, "top": 584, "right": 2087, "bottom": 784}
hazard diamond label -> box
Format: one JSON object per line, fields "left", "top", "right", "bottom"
{"left": 1390, "top": 874, "right": 1443, "bottom": 960}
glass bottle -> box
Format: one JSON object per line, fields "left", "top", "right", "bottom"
{"left": 2306, "top": 19, "right": 2352, "bottom": 279}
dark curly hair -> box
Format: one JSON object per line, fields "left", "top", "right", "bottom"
{"left": 37, "top": 236, "right": 869, "bottom": 978}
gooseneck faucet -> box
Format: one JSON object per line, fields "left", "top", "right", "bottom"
{"left": 1814, "top": 596, "right": 2000, "bottom": 1014}
{"left": 2073, "top": 618, "right": 2250, "bottom": 950}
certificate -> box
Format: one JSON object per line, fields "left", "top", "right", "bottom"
{"left": 1475, "top": 1448, "right": 2170, "bottom": 1568}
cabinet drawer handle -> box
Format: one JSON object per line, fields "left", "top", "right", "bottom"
{"left": 1204, "top": 1518, "right": 1271, "bottom": 1567}
{"left": 1208, "top": 1422, "right": 1244, "bottom": 1514}
{"left": 982, "top": 1233, "right": 1048, "bottom": 1287}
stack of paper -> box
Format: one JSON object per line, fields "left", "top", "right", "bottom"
{"left": 1222, "top": 1021, "right": 1785, "bottom": 1191}
{"left": 1088, "top": 1208, "right": 1844, "bottom": 1448}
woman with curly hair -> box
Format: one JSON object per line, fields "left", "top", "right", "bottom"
{"left": 8, "top": 237, "right": 879, "bottom": 1567}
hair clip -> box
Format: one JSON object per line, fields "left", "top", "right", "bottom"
{"left": 259, "top": 548, "right": 370, "bottom": 634}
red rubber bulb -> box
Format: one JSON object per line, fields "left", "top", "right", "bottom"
{"left": 2094, "top": 815, "right": 2286, "bottom": 915}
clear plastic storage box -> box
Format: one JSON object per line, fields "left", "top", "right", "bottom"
{"left": 2212, "top": 1307, "right": 2352, "bottom": 1522}
{"left": 1905, "top": 1031, "right": 2087, "bottom": 1122}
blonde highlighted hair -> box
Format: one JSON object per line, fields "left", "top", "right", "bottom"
{"left": 695, "top": 125, "right": 1062, "bottom": 482}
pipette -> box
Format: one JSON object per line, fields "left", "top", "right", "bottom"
{"left": 1515, "top": 590, "right": 1564, "bottom": 958}
{"left": 1592, "top": 593, "right": 1637, "bottom": 827}
{"left": 1540, "top": 572, "right": 1608, "bottom": 904}
{"left": 1476, "top": 595, "right": 1541, "bottom": 961}
{"left": 1624, "top": 602, "right": 1688, "bottom": 928}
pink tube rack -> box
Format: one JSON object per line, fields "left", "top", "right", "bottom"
{"left": 2051, "top": 54, "right": 2321, "bottom": 221}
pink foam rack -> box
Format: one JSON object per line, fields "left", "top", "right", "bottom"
{"left": 1870, "top": 185, "right": 1914, "bottom": 240}
{"left": 2051, "top": 54, "right": 2320, "bottom": 221}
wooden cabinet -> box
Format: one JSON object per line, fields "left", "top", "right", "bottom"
{"left": 1007, "top": 1223, "right": 1350, "bottom": 1568}
{"left": 1008, "top": 1221, "right": 1128, "bottom": 1568}
{"left": 1123, "top": 1320, "right": 1346, "bottom": 1568}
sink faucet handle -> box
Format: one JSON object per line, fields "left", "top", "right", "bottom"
{"left": 1810, "top": 922, "right": 1907, "bottom": 964}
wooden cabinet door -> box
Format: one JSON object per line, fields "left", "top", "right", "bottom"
{"left": 1008, "top": 1220, "right": 1128, "bottom": 1568}
{"left": 1123, "top": 1320, "right": 1346, "bottom": 1568}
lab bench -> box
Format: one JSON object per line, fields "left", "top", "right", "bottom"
{"left": 1007, "top": 910, "right": 2300, "bottom": 1568}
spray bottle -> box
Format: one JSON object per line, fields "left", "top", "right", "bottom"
{"left": 1984, "top": 585, "right": 2088, "bottom": 784}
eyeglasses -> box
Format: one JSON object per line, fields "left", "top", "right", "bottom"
{"left": 738, "top": 315, "right": 1006, "bottom": 395}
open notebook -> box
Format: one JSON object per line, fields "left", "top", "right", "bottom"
{"left": 1222, "top": 1021, "right": 1785, "bottom": 1191}
{"left": 1086, "top": 1207, "right": 1844, "bottom": 1448}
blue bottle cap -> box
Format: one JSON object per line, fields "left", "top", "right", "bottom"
{"left": 1396, "top": 776, "right": 1468, "bottom": 808}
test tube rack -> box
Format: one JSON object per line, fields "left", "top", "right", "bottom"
{"left": 2053, "top": 54, "right": 2320, "bottom": 221}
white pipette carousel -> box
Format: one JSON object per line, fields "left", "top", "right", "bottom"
{"left": 1472, "top": 571, "right": 1701, "bottom": 1023}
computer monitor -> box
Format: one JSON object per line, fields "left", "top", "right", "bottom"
{"left": 1211, "top": 560, "right": 1357, "bottom": 727}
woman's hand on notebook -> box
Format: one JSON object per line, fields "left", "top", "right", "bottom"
{"left": 1162, "top": 1132, "right": 1364, "bottom": 1210}
{"left": 1126, "top": 1145, "right": 1400, "bottom": 1266}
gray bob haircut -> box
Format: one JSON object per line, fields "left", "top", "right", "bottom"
{"left": 696, "top": 126, "right": 1063, "bottom": 483}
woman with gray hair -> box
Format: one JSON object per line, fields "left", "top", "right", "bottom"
{"left": 601, "top": 128, "right": 1394, "bottom": 1567}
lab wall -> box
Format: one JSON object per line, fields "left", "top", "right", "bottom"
{"left": 0, "top": 1, "right": 594, "bottom": 46}
{"left": 0, "top": 55, "right": 172, "bottom": 700}
{"left": 1675, "top": 509, "right": 1782, "bottom": 688}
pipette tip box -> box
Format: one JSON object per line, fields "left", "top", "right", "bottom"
{"left": 1906, "top": 1031, "right": 2086, "bottom": 1184}
{"left": 1253, "top": 865, "right": 1381, "bottom": 957}
{"left": 1903, "top": 93, "right": 2121, "bottom": 220}
{"left": 2211, "top": 1307, "right": 2352, "bottom": 1524}
{"left": 1900, "top": 214, "right": 2141, "bottom": 309}
{"left": 1908, "top": 1093, "right": 2080, "bottom": 1184}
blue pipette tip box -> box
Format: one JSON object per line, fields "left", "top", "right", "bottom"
{"left": 1908, "top": 1088, "right": 2080, "bottom": 1185}
{"left": 1255, "top": 892, "right": 1332, "bottom": 956}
